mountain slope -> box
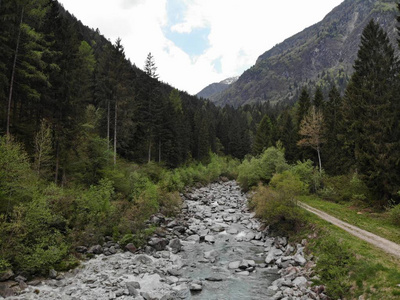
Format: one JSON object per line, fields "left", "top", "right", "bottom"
{"left": 213, "top": 0, "right": 398, "bottom": 107}
{"left": 196, "top": 76, "right": 238, "bottom": 99}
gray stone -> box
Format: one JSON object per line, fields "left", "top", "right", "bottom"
{"left": 14, "top": 275, "right": 26, "bottom": 283}
{"left": 125, "top": 243, "right": 137, "bottom": 253}
{"left": 126, "top": 281, "right": 140, "bottom": 296}
{"left": 75, "top": 246, "right": 88, "bottom": 253}
{"left": 49, "top": 269, "right": 57, "bottom": 279}
{"left": 204, "top": 235, "right": 215, "bottom": 243}
{"left": 169, "top": 238, "right": 182, "bottom": 253}
{"left": 294, "top": 254, "right": 306, "bottom": 266}
{"left": 293, "top": 276, "right": 308, "bottom": 289}
{"left": 132, "top": 254, "right": 153, "bottom": 265}
{"left": 148, "top": 237, "right": 169, "bottom": 251}
{"left": 88, "top": 244, "right": 103, "bottom": 254}
{"left": 228, "top": 261, "right": 241, "bottom": 269}
{"left": 0, "top": 270, "right": 13, "bottom": 282}
{"left": 189, "top": 282, "right": 203, "bottom": 291}
{"left": 204, "top": 249, "right": 219, "bottom": 259}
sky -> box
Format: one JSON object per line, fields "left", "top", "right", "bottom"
{"left": 59, "top": 0, "right": 344, "bottom": 95}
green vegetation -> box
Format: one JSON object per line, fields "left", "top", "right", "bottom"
{"left": 0, "top": 135, "right": 237, "bottom": 277}
{"left": 239, "top": 146, "right": 400, "bottom": 299}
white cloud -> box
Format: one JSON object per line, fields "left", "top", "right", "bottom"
{"left": 59, "top": 0, "right": 344, "bottom": 95}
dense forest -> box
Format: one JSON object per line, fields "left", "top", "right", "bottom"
{"left": 0, "top": 0, "right": 400, "bottom": 285}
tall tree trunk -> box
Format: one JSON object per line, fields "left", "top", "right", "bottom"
{"left": 113, "top": 99, "right": 117, "bottom": 166}
{"left": 107, "top": 100, "right": 110, "bottom": 151}
{"left": 148, "top": 139, "right": 152, "bottom": 163}
{"left": 6, "top": 7, "right": 24, "bottom": 138}
{"left": 317, "top": 146, "right": 322, "bottom": 173}
{"left": 158, "top": 140, "right": 161, "bottom": 163}
{"left": 54, "top": 141, "right": 60, "bottom": 184}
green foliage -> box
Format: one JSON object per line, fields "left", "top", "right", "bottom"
{"left": 270, "top": 171, "right": 308, "bottom": 199}
{"left": 250, "top": 184, "right": 306, "bottom": 235}
{"left": 237, "top": 146, "right": 288, "bottom": 191}
{"left": 0, "top": 136, "right": 37, "bottom": 214}
{"left": 389, "top": 204, "right": 400, "bottom": 226}
{"left": 320, "top": 173, "right": 370, "bottom": 203}
{"left": 314, "top": 238, "right": 354, "bottom": 299}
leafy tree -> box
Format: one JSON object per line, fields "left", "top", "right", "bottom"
{"left": 341, "top": 20, "right": 399, "bottom": 202}
{"left": 298, "top": 106, "right": 325, "bottom": 173}
{"left": 33, "top": 119, "right": 53, "bottom": 178}
{"left": 253, "top": 115, "right": 272, "bottom": 155}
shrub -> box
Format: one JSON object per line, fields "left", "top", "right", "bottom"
{"left": 237, "top": 147, "right": 289, "bottom": 191}
{"left": 321, "top": 173, "right": 370, "bottom": 203}
{"left": 250, "top": 184, "right": 307, "bottom": 235}
{"left": 389, "top": 204, "right": 400, "bottom": 226}
{"left": 270, "top": 171, "right": 309, "bottom": 199}
{"left": 290, "top": 160, "right": 322, "bottom": 192}
{"left": 159, "top": 191, "right": 183, "bottom": 217}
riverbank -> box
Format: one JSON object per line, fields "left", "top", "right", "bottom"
{"left": 2, "top": 181, "right": 326, "bottom": 300}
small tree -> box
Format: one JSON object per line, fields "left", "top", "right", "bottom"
{"left": 33, "top": 119, "right": 53, "bottom": 177}
{"left": 298, "top": 107, "right": 325, "bottom": 173}
{"left": 144, "top": 52, "right": 158, "bottom": 79}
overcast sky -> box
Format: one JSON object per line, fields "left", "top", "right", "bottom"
{"left": 59, "top": 0, "right": 344, "bottom": 95}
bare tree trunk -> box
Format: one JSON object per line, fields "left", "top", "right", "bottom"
{"left": 107, "top": 100, "right": 110, "bottom": 151}
{"left": 158, "top": 140, "right": 161, "bottom": 163}
{"left": 317, "top": 146, "right": 322, "bottom": 173}
{"left": 6, "top": 7, "right": 24, "bottom": 138}
{"left": 148, "top": 139, "right": 152, "bottom": 163}
{"left": 54, "top": 142, "right": 59, "bottom": 184}
{"left": 113, "top": 99, "right": 117, "bottom": 166}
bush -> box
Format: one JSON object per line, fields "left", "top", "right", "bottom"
{"left": 250, "top": 184, "right": 307, "bottom": 235}
{"left": 389, "top": 204, "right": 400, "bottom": 226}
{"left": 290, "top": 160, "right": 322, "bottom": 192}
{"left": 270, "top": 171, "right": 309, "bottom": 199}
{"left": 321, "top": 173, "right": 370, "bottom": 203}
{"left": 159, "top": 191, "right": 183, "bottom": 217}
{"left": 237, "top": 147, "right": 289, "bottom": 191}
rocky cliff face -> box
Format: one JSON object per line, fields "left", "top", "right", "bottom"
{"left": 213, "top": 0, "right": 399, "bottom": 107}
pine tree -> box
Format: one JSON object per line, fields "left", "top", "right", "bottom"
{"left": 342, "top": 20, "right": 399, "bottom": 202}
{"left": 313, "top": 86, "right": 324, "bottom": 109}
{"left": 296, "top": 87, "right": 311, "bottom": 126}
{"left": 253, "top": 115, "right": 272, "bottom": 155}
{"left": 323, "top": 85, "right": 345, "bottom": 175}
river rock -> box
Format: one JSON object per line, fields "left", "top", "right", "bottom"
{"left": 169, "top": 238, "right": 182, "bottom": 253}
{"left": 125, "top": 243, "right": 137, "bottom": 253}
{"left": 228, "top": 261, "right": 241, "bottom": 269}
{"left": 0, "top": 270, "right": 14, "bottom": 282}
{"left": 148, "top": 237, "right": 169, "bottom": 251}
{"left": 88, "top": 244, "right": 103, "bottom": 254}
{"left": 126, "top": 281, "right": 140, "bottom": 296}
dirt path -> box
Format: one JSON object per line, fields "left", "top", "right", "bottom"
{"left": 298, "top": 202, "right": 400, "bottom": 259}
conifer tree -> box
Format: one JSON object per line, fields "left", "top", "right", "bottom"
{"left": 253, "top": 115, "right": 272, "bottom": 155}
{"left": 313, "top": 86, "right": 324, "bottom": 109}
{"left": 342, "top": 20, "right": 399, "bottom": 202}
{"left": 296, "top": 87, "right": 311, "bottom": 126}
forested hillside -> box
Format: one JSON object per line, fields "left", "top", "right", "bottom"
{"left": 1, "top": 0, "right": 400, "bottom": 295}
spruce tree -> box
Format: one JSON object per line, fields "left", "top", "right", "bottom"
{"left": 296, "top": 87, "right": 311, "bottom": 126}
{"left": 342, "top": 20, "right": 399, "bottom": 202}
{"left": 253, "top": 115, "right": 272, "bottom": 155}
{"left": 313, "top": 86, "right": 324, "bottom": 109}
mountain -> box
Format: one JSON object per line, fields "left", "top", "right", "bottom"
{"left": 212, "top": 0, "right": 399, "bottom": 107}
{"left": 196, "top": 76, "right": 238, "bottom": 99}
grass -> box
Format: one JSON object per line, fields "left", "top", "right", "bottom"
{"left": 294, "top": 211, "right": 400, "bottom": 300}
{"left": 299, "top": 195, "right": 400, "bottom": 244}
